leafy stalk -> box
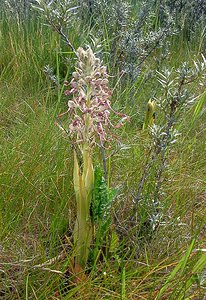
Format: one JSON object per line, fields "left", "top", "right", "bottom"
{"left": 73, "top": 147, "right": 93, "bottom": 269}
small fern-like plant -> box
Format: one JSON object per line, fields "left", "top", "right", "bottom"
{"left": 90, "top": 165, "right": 117, "bottom": 263}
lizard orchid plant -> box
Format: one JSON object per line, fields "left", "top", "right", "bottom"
{"left": 64, "top": 46, "right": 128, "bottom": 270}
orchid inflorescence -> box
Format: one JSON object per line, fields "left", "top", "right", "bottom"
{"left": 64, "top": 46, "right": 128, "bottom": 148}
{"left": 60, "top": 46, "right": 128, "bottom": 270}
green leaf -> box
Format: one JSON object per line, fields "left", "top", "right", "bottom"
{"left": 155, "top": 239, "right": 196, "bottom": 300}
{"left": 91, "top": 165, "right": 117, "bottom": 225}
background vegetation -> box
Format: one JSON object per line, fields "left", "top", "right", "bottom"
{"left": 0, "top": 0, "right": 206, "bottom": 299}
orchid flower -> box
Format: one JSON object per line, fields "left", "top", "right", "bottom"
{"left": 64, "top": 46, "right": 128, "bottom": 269}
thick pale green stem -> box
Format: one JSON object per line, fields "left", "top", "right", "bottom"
{"left": 73, "top": 146, "right": 94, "bottom": 269}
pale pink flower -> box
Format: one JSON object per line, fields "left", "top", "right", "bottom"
{"left": 64, "top": 47, "right": 129, "bottom": 146}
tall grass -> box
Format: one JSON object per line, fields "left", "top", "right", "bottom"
{"left": 0, "top": 3, "right": 206, "bottom": 299}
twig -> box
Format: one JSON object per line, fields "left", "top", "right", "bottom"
{"left": 133, "top": 145, "right": 159, "bottom": 204}
{"left": 33, "top": 267, "right": 63, "bottom": 274}
{"left": 58, "top": 27, "right": 78, "bottom": 57}
{"left": 33, "top": 251, "right": 67, "bottom": 268}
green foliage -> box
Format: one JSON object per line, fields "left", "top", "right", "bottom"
{"left": 89, "top": 166, "right": 118, "bottom": 264}
{"left": 91, "top": 165, "right": 117, "bottom": 226}
{"left": 156, "top": 240, "right": 206, "bottom": 299}
{"left": 0, "top": 0, "right": 206, "bottom": 298}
